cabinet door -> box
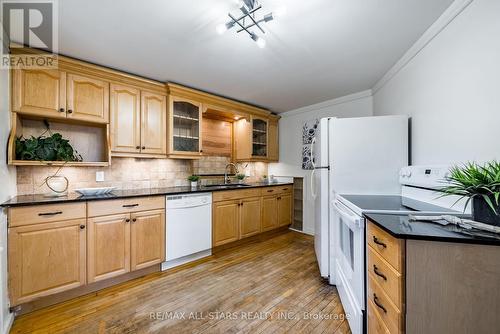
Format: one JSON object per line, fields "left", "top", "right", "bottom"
{"left": 87, "top": 214, "right": 131, "bottom": 283}
{"left": 240, "top": 197, "right": 262, "bottom": 239}
{"left": 130, "top": 210, "right": 165, "bottom": 271}
{"left": 67, "top": 73, "right": 109, "bottom": 123}
{"left": 141, "top": 92, "right": 167, "bottom": 155}
{"left": 12, "top": 69, "right": 66, "bottom": 118}
{"left": 169, "top": 96, "right": 202, "bottom": 157}
{"left": 268, "top": 121, "right": 279, "bottom": 161}
{"left": 213, "top": 200, "right": 240, "bottom": 246}
{"left": 252, "top": 117, "right": 268, "bottom": 158}
{"left": 261, "top": 195, "right": 278, "bottom": 231}
{"left": 110, "top": 84, "right": 141, "bottom": 154}
{"left": 8, "top": 219, "right": 86, "bottom": 306}
{"left": 233, "top": 118, "right": 252, "bottom": 161}
{"left": 278, "top": 194, "right": 292, "bottom": 227}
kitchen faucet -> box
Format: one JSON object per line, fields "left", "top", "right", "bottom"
{"left": 224, "top": 163, "right": 238, "bottom": 184}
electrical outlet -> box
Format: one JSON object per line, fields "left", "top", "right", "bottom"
{"left": 96, "top": 171, "right": 105, "bottom": 182}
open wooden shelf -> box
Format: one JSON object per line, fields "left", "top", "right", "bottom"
{"left": 8, "top": 113, "right": 112, "bottom": 167}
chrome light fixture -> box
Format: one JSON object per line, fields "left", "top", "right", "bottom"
{"left": 216, "top": 0, "right": 286, "bottom": 48}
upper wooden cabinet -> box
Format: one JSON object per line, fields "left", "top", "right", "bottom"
{"left": 110, "top": 84, "right": 141, "bottom": 154}
{"left": 168, "top": 96, "right": 203, "bottom": 159}
{"left": 110, "top": 85, "right": 167, "bottom": 158}
{"left": 67, "top": 73, "right": 109, "bottom": 123}
{"left": 141, "top": 92, "right": 167, "bottom": 156}
{"left": 12, "top": 69, "right": 109, "bottom": 124}
{"left": 12, "top": 69, "right": 66, "bottom": 119}
{"left": 233, "top": 116, "right": 279, "bottom": 162}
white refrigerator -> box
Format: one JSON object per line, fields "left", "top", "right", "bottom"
{"left": 312, "top": 115, "right": 408, "bottom": 278}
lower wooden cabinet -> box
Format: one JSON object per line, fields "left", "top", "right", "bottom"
{"left": 261, "top": 196, "right": 278, "bottom": 232}
{"left": 87, "top": 214, "right": 131, "bottom": 283}
{"left": 277, "top": 193, "right": 292, "bottom": 227}
{"left": 212, "top": 200, "right": 241, "bottom": 247}
{"left": 8, "top": 219, "right": 87, "bottom": 306}
{"left": 88, "top": 210, "right": 165, "bottom": 283}
{"left": 240, "top": 197, "right": 262, "bottom": 238}
{"left": 130, "top": 210, "right": 166, "bottom": 270}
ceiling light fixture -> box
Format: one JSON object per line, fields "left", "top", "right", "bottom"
{"left": 216, "top": 0, "right": 286, "bottom": 48}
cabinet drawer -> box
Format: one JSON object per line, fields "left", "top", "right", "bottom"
{"left": 87, "top": 196, "right": 164, "bottom": 217}
{"left": 8, "top": 203, "right": 86, "bottom": 227}
{"left": 260, "top": 185, "right": 292, "bottom": 196}
{"left": 367, "top": 222, "right": 404, "bottom": 272}
{"left": 368, "top": 245, "right": 403, "bottom": 308}
{"left": 368, "top": 298, "right": 391, "bottom": 334}
{"left": 212, "top": 188, "right": 261, "bottom": 202}
{"left": 368, "top": 273, "right": 404, "bottom": 334}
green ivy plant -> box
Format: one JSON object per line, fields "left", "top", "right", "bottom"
{"left": 441, "top": 161, "right": 500, "bottom": 214}
{"left": 15, "top": 133, "right": 83, "bottom": 162}
{"left": 187, "top": 175, "right": 200, "bottom": 182}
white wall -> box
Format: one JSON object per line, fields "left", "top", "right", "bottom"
{"left": 372, "top": 0, "right": 500, "bottom": 165}
{"left": 0, "top": 67, "right": 16, "bottom": 333}
{"left": 269, "top": 91, "right": 373, "bottom": 235}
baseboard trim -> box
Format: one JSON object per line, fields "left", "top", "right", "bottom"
{"left": 2, "top": 312, "right": 14, "bottom": 334}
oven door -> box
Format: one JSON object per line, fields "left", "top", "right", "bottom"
{"left": 331, "top": 199, "right": 365, "bottom": 334}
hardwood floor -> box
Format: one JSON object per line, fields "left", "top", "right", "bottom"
{"left": 10, "top": 231, "right": 350, "bottom": 334}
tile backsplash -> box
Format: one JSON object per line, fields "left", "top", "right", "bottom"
{"left": 16, "top": 157, "right": 268, "bottom": 195}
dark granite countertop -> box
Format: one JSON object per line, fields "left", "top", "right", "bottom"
{"left": 365, "top": 213, "right": 500, "bottom": 246}
{"left": 1, "top": 182, "right": 294, "bottom": 207}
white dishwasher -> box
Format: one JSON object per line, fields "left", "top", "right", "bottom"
{"left": 161, "top": 193, "right": 212, "bottom": 271}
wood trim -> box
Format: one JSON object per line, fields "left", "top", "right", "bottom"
{"left": 212, "top": 226, "right": 290, "bottom": 253}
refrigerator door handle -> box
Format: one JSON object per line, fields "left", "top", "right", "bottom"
{"left": 311, "top": 169, "right": 317, "bottom": 199}
{"left": 310, "top": 137, "right": 316, "bottom": 168}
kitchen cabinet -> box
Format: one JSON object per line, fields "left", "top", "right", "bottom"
{"left": 8, "top": 219, "right": 87, "bottom": 306}
{"left": 67, "top": 73, "right": 109, "bottom": 123}
{"left": 87, "top": 214, "right": 131, "bottom": 283}
{"left": 12, "top": 69, "right": 66, "bottom": 119}
{"left": 110, "top": 84, "right": 141, "bottom": 154}
{"left": 111, "top": 86, "right": 167, "bottom": 157}
{"left": 239, "top": 197, "right": 262, "bottom": 238}
{"left": 367, "top": 222, "right": 405, "bottom": 334}
{"left": 168, "top": 96, "right": 203, "bottom": 159}
{"left": 87, "top": 197, "right": 166, "bottom": 280}
{"left": 130, "top": 209, "right": 166, "bottom": 270}
{"left": 267, "top": 121, "right": 279, "bottom": 161}
{"left": 277, "top": 193, "right": 292, "bottom": 227}
{"left": 261, "top": 195, "right": 278, "bottom": 232}
{"left": 233, "top": 116, "right": 279, "bottom": 162}
{"left": 12, "top": 69, "right": 109, "bottom": 124}
{"left": 212, "top": 200, "right": 240, "bottom": 247}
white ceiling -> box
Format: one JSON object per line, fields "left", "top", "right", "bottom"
{"left": 58, "top": 0, "right": 453, "bottom": 112}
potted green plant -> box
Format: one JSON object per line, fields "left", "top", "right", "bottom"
{"left": 441, "top": 161, "right": 500, "bottom": 226}
{"left": 236, "top": 174, "right": 246, "bottom": 183}
{"left": 262, "top": 175, "right": 269, "bottom": 184}
{"left": 187, "top": 175, "right": 200, "bottom": 188}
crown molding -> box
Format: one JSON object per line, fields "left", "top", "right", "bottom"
{"left": 372, "top": 0, "right": 474, "bottom": 94}
{"left": 279, "top": 89, "right": 373, "bottom": 118}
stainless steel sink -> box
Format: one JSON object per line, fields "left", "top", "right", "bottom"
{"left": 203, "top": 183, "right": 252, "bottom": 188}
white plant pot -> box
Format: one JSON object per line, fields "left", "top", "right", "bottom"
{"left": 191, "top": 181, "right": 198, "bottom": 188}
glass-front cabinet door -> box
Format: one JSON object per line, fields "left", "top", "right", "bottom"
{"left": 168, "top": 96, "right": 202, "bottom": 157}
{"left": 252, "top": 118, "right": 268, "bottom": 158}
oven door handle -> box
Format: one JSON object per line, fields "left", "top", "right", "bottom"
{"left": 333, "top": 200, "right": 364, "bottom": 229}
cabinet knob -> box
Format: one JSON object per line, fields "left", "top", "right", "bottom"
{"left": 132, "top": 218, "right": 137, "bottom": 222}
{"left": 59, "top": 108, "right": 65, "bottom": 113}
{"left": 142, "top": 146, "right": 146, "bottom": 150}
{"left": 125, "top": 219, "right": 130, "bottom": 223}
{"left": 79, "top": 225, "right": 86, "bottom": 229}
{"left": 136, "top": 146, "right": 140, "bottom": 150}
{"left": 67, "top": 109, "right": 73, "bottom": 114}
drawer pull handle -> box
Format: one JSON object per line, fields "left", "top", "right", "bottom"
{"left": 38, "top": 211, "right": 63, "bottom": 216}
{"left": 373, "top": 236, "right": 387, "bottom": 248}
{"left": 373, "top": 265, "right": 387, "bottom": 281}
{"left": 282, "top": 188, "right": 288, "bottom": 191}
{"left": 123, "top": 204, "right": 139, "bottom": 208}
{"left": 267, "top": 190, "right": 273, "bottom": 193}
{"left": 373, "top": 294, "right": 387, "bottom": 313}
